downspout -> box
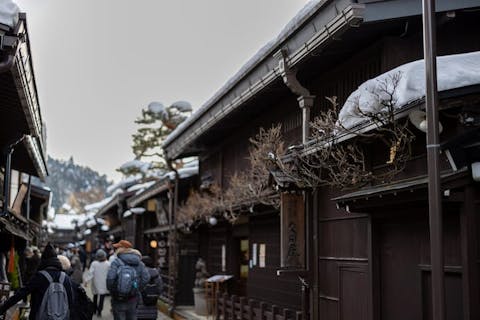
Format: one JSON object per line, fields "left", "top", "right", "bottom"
{"left": 26, "top": 175, "right": 32, "bottom": 245}
{"left": 274, "top": 48, "right": 315, "bottom": 144}
{"left": 274, "top": 48, "right": 316, "bottom": 320}
{"left": 1, "top": 136, "right": 25, "bottom": 217}
{"left": 167, "top": 159, "right": 179, "bottom": 316}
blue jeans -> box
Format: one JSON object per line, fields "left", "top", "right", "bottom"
{"left": 111, "top": 298, "right": 137, "bottom": 320}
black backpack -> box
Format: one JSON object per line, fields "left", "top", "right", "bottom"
{"left": 141, "top": 269, "right": 162, "bottom": 306}
{"left": 71, "top": 284, "right": 95, "bottom": 320}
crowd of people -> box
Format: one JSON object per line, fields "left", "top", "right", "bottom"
{"left": 0, "top": 240, "right": 163, "bottom": 320}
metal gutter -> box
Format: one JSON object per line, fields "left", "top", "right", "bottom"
{"left": 164, "top": 4, "right": 365, "bottom": 159}
{"left": 24, "top": 135, "right": 48, "bottom": 180}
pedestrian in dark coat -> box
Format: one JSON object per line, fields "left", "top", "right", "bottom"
{"left": 137, "top": 256, "right": 163, "bottom": 320}
{"left": 0, "top": 243, "right": 74, "bottom": 320}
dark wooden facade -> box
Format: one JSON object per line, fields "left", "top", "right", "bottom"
{"left": 162, "top": 2, "right": 480, "bottom": 319}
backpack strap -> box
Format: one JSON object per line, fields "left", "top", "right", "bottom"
{"left": 39, "top": 270, "right": 54, "bottom": 283}
{"left": 59, "top": 271, "right": 66, "bottom": 284}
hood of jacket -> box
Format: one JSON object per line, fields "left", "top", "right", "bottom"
{"left": 117, "top": 248, "right": 142, "bottom": 266}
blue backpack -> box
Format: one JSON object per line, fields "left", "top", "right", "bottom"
{"left": 37, "top": 271, "right": 69, "bottom": 320}
{"left": 114, "top": 259, "right": 139, "bottom": 300}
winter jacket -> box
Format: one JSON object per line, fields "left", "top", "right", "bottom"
{"left": 106, "top": 248, "right": 150, "bottom": 302}
{"left": 70, "top": 254, "right": 83, "bottom": 284}
{"left": 137, "top": 267, "right": 163, "bottom": 319}
{"left": 85, "top": 260, "right": 110, "bottom": 295}
{"left": 0, "top": 257, "right": 74, "bottom": 320}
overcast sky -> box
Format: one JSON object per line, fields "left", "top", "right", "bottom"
{"left": 16, "top": 0, "right": 308, "bottom": 181}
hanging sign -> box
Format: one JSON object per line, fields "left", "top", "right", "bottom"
{"left": 280, "top": 193, "right": 305, "bottom": 268}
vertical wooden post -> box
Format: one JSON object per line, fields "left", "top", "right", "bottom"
{"left": 260, "top": 302, "right": 267, "bottom": 320}
{"left": 272, "top": 305, "right": 279, "bottom": 320}
{"left": 283, "top": 309, "right": 291, "bottom": 320}
{"left": 295, "top": 311, "right": 302, "bottom": 320}
{"left": 231, "top": 295, "right": 237, "bottom": 319}
{"left": 248, "top": 299, "right": 254, "bottom": 320}
{"left": 240, "top": 297, "right": 246, "bottom": 320}
{"left": 223, "top": 293, "right": 228, "bottom": 320}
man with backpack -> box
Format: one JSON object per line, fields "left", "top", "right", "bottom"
{"left": 0, "top": 243, "right": 74, "bottom": 320}
{"left": 136, "top": 256, "right": 163, "bottom": 320}
{"left": 107, "top": 240, "right": 150, "bottom": 320}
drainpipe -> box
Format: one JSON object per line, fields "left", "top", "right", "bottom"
{"left": 167, "top": 159, "right": 179, "bottom": 316}
{"left": 274, "top": 49, "right": 315, "bottom": 320}
{"left": 2, "top": 136, "right": 25, "bottom": 217}
{"left": 274, "top": 48, "right": 315, "bottom": 144}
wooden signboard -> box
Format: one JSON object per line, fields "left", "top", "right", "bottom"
{"left": 280, "top": 193, "right": 305, "bottom": 268}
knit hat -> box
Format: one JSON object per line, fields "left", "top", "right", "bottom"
{"left": 42, "top": 243, "right": 57, "bottom": 260}
{"left": 95, "top": 249, "right": 107, "bottom": 260}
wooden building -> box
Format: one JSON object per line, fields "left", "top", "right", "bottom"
{"left": 0, "top": 10, "right": 49, "bottom": 291}
{"left": 163, "top": 1, "right": 480, "bottom": 319}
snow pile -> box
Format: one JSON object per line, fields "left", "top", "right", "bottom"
{"left": 127, "top": 180, "right": 156, "bottom": 193}
{"left": 84, "top": 196, "right": 113, "bottom": 212}
{"left": 51, "top": 213, "right": 77, "bottom": 230}
{"left": 0, "top": 0, "right": 19, "bottom": 28}
{"left": 171, "top": 101, "right": 193, "bottom": 112}
{"left": 164, "top": 0, "right": 324, "bottom": 147}
{"left": 119, "top": 160, "right": 151, "bottom": 174}
{"left": 338, "top": 51, "right": 480, "bottom": 128}
{"left": 148, "top": 101, "right": 167, "bottom": 118}
{"left": 106, "top": 175, "right": 141, "bottom": 194}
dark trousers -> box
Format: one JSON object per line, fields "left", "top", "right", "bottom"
{"left": 111, "top": 299, "right": 137, "bottom": 320}
{"left": 93, "top": 294, "right": 106, "bottom": 314}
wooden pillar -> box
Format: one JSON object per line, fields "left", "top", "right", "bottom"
{"left": 460, "top": 186, "right": 479, "bottom": 319}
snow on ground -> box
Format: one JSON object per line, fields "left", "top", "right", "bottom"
{"left": 0, "top": 0, "right": 19, "bottom": 28}
{"left": 338, "top": 51, "right": 480, "bottom": 129}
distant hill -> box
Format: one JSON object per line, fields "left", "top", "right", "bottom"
{"left": 45, "top": 156, "right": 111, "bottom": 213}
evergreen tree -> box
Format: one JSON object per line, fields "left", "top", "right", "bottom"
{"left": 120, "top": 101, "right": 192, "bottom": 176}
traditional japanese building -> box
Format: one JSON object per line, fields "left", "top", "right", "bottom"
{"left": 163, "top": 1, "right": 480, "bottom": 319}
{"left": 1, "top": 6, "right": 49, "bottom": 296}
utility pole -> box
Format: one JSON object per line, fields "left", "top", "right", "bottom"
{"left": 422, "top": 1, "right": 445, "bottom": 319}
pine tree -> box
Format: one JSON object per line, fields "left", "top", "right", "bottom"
{"left": 119, "top": 101, "right": 192, "bottom": 176}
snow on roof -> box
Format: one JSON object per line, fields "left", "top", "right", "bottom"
{"left": 164, "top": 164, "right": 198, "bottom": 180}
{"left": 51, "top": 213, "right": 77, "bottom": 230}
{"left": 338, "top": 51, "right": 480, "bottom": 129}
{"left": 119, "top": 160, "right": 151, "bottom": 174}
{"left": 84, "top": 196, "right": 114, "bottom": 212}
{"left": 163, "top": 0, "right": 324, "bottom": 148}
{"left": 106, "top": 174, "right": 142, "bottom": 194}
{"left": 0, "top": 0, "right": 19, "bottom": 28}
{"left": 171, "top": 101, "right": 192, "bottom": 112}
{"left": 127, "top": 180, "right": 156, "bottom": 193}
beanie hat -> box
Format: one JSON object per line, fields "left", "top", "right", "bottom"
{"left": 42, "top": 243, "right": 57, "bottom": 260}
{"left": 95, "top": 249, "right": 107, "bottom": 260}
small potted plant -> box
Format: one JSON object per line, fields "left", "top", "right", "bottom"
{"left": 193, "top": 258, "right": 209, "bottom": 315}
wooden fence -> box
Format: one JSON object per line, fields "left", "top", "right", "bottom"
{"left": 216, "top": 293, "right": 303, "bottom": 320}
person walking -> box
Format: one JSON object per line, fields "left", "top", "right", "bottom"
{"left": 84, "top": 249, "right": 110, "bottom": 317}
{"left": 137, "top": 256, "right": 163, "bottom": 320}
{"left": 0, "top": 243, "right": 74, "bottom": 320}
{"left": 107, "top": 240, "right": 150, "bottom": 320}
{"left": 70, "top": 247, "right": 83, "bottom": 284}
{"left": 22, "top": 247, "right": 40, "bottom": 284}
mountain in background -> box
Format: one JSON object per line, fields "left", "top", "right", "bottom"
{"left": 45, "top": 156, "right": 111, "bottom": 213}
